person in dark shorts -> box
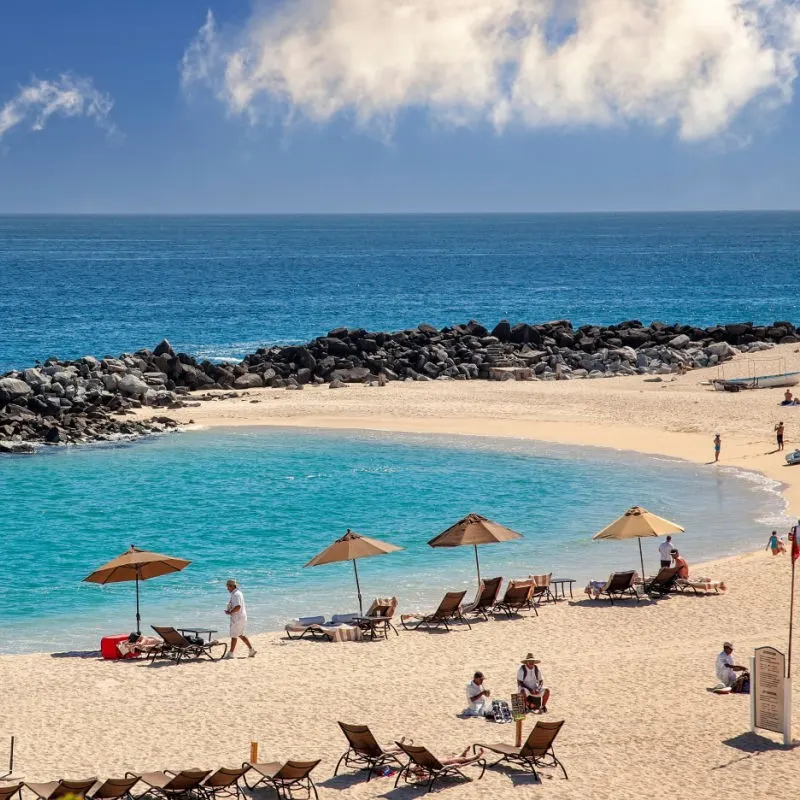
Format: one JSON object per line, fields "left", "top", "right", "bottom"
{"left": 775, "top": 421, "right": 785, "bottom": 451}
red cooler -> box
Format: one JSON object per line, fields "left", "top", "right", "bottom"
{"left": 101, "top": 633, "right": 135, "bottom": 660}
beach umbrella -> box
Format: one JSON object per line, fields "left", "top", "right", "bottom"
{"left": 428, "top": 512, "right": 523, "bottom": 585}
{"left": 83, "top": 545, "right": 190, "bottom": 634}
{"left": 304, "top": 529, "right": 403, "bottom": 615}
{"left": 592, "top": 506, "right": 684, "bottom": 580}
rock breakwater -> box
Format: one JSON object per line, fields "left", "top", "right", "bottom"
{"left": 0, "top": 319, "right": 792, "bottom": 452}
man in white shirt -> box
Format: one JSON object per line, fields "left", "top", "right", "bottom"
{"left": 716, "top": 641, "right": 748, "bottom": 691}
{"left": 658, "top": 536, "right": 673, "bottom": 568}
{"left": 464, "top": 671, "right": 491, "bottom": 716}
{"left": 517, "top": 653, "right": 550, "bottom": 713}
{"left": 224, "top": 579, "right": 257, "bottom": 658}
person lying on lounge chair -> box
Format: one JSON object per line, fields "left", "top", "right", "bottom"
{"left": 517, "top": 653, "right": 550, "bottom": 713}
{"left": 464, "top": 671, "right": 491, "bottom": 717}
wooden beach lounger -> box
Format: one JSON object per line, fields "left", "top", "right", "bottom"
{"left": 0, "top": 785, "right": 22, "bottom": 800}
{"left": 133, "top": 770, "right": 211, "bottom": 800}
{"left": 393, "top": 742, "right": 486, "bottom": 793}
{"left": 463, "top": 578, "right": 503, "bottom": 620}
{"left": 200, "top": 767, "right": 250, "bottom": 800}
{"left": 25, "top": 778, "right": 98, "bottom": 800}
{"left": 334, "top": 723, "right": 405, "bottom": 781}
{"left": 585, "top": 571, "right": 640, "bottom": 603}
{"left": 400, "top": 591, "right": 471, "bottom": 631}
{"left": 150, "top": 626, "right": 227, "bottom": 663}
{"left": 476, "top": 720, "right": 567, "bottom": 781}
{"left": 643, "top": 566, "right": 680, "bottom": 597}
{"left": 493, "top": 579, "right": 536, "bottom": 617}
{"left": 244, "top": 760, "right": 320, "bottom": 800}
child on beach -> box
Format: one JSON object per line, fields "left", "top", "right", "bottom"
{"left": 767, "top": 531, "right": 786, "bottom": 555}
{"left": 713, "top": 433, "right": 721, "bottom": 462}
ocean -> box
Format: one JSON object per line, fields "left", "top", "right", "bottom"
{"left": 1, "top": 213, "right": 797, "bottom": 654}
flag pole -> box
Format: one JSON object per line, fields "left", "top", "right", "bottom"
{"left": 789, "top": 522, "right": 799, "bottom": 678}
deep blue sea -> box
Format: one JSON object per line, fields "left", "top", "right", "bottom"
{"left": 1, "top": 213, "right": 797, "bottom": 653}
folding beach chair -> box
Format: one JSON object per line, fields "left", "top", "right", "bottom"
{"left": 393, "top": 742, "right": 486, "bottom": 793}
{"left": 200, "top": 766, "right": 250, "bottom": 800}
{"left": 244, "top": 760, "right": 320, "bottom": 800}
{"left": 463, "top": 578, "right": 503, "bottom": 621}
{"left": 644, "top": 566, "right": 680, "bottom": 597}
{"left": 358, "top": 597, "right": 399, "bottom": 638}
{"left": 86, "top": 777, "right": 141, "bottom": 800}
{"left": 150, "top": 626, "right": 227, "bottom": 663}
{"left": 594, "top": 571, "right": 640, "bottom": 604}
{"left": 476, "top": 719, "right": 567, "bottom": 781}
{"left": 530, "top": 573, "right": 555, "bottom": 606}
{"left": 25, "top": 778, "right": 98, "bottom": 800}
{"left": 133, "top": 769, "right": 211, "bottom": 800}
{"left": 334, "top": 723, "right": 405, "bottom": 781}
{"left": 493, "top": 579, "right": 536, "bottom": 617}
{"left": 400, "top": 591, "right": 471, "bottom": 631}
{"left": 0, "top": 785, "right": 22, "bottom": 800}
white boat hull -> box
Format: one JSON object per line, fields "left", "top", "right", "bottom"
{"left": 712, "top": 371, "right": 800, "bottom": 391}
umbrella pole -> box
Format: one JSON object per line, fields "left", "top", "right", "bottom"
{"left": 353, "top": 560, "right": 363, "bottom": 616}
{"left": 474, "top": 544, "right": 481, "bottom": 586}
{"left": 135, "top": 572, "right": 141, "bottom": 635}
{"left": 637, "top": 539, "right": 645, "bottom": 584}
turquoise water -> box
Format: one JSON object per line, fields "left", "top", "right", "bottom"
{"left": 0, "top": 427, "right": 787, "bottom": 654}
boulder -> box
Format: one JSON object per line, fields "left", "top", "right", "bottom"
{"left": 233, "top": 373, "right": 264, "bottom": 389}
{"left": 669, "top": 334, "right": 690, "bottom": 349}
{"left": 153, "top": 339, "right": 175, "bottom": 357}
{"left": 330, "top": 366, "right": 372, "bottom": 383}
{"left": 705, "top": 341, "right": 737, "bottom": 359}
{"left": 118, "top": 375, "right": 149, "bottom": 396}
{"left": 0, "top": 378, "right": 32, "bottom": 404}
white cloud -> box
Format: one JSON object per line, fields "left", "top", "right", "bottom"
{"left": 0, "top": 74, "right": 115, "bottom": 142}
{"left": 181, "top": 0, "right": 800, "bottom": 141}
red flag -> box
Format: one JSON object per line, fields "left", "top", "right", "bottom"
{"left": 792, "top": 526, "right": 800, "bottom": 562}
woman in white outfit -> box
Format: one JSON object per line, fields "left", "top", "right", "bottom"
{"left": 225, "top": 579, "right": 257, "bottom": 658}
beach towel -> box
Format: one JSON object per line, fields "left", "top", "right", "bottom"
{"left": 116, "top": 635, "right": 161, "bottom": 657}
{"left": 320, "top": 623, "right": 363, "bottom": 642}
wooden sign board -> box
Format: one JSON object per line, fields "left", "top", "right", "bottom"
{"left": 510, "top": 693, "right": 526, "bottom": 719}
{"left": 753, "top": 647, "right": 786, "bottom": 735}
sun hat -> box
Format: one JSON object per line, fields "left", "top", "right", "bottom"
{"left": 521, "top": 652, "right": 541, "bottom": 664}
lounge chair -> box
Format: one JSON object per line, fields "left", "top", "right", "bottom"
{"left": 585, "top": 571, "right": 640, "bottom": 604}
{"left": 25, "top": 779, "right": 98, "bottom": 800}
{"left": 400, "top": 591, "right": 471, "bottom": 632}
{"left": 530, "top": 573, "right": 555, "bottom": 606}
{"left": 334, "top": 723, "right": 405, "bottom": 781}
{"left": 463, "top": 578, "right": 502, "bottom": 620}
{"left": 133, "top": 770, "right": 211, "bottom": 800}
{"left": 244, "top": 760, "right": 320, "bottom": 800}
{"left": 0, "top": 785, "right": 22, "bottom": 800}
{"left": 677, "top": 577, "right": 727, "bottom": 595}
{"left": 150, "top": 626, "right": 228, "bottom": 663}
{"left": 643, "top": 566, "right": 680, "bottom": 597}
{"left": 85, "top": 778, "right": 141, "bottom": 800}
{"left": 358, "top": 597, "right": 399, "bottom": 638}
{"left": 476, "top": 720, "right": 567, "bottom": 780}
{"left": 393, "top": 742, "right": 486, "bottom": 793}
{"left": 493, "top": 579, "right": 536, "bottom": 617}
{"left": 200, "top": 767, "right": 250, "bottom": 800}
{"left": 284, "top": 616, "right": 328, "bottom": 640}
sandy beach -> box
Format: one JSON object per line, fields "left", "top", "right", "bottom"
{"left": 4, "top": 344, "right": 800, "bottom": 798}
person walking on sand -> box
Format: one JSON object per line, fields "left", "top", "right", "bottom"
{"left": 766, "top": 531, "right": 786, "bottom": 555}
{"left": 713, "top": 433, "right": 721, "bottom": 462}
{"left": 775, "top": 421, "right": 785, "bottom": 451}
{"left": 658, "top": 536, "right": 674, "bottom": 568}
{"left": 224, "top": 579, "right": 257, "bottom": 658}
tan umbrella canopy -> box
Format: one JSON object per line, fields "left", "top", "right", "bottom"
{"left": 428, "top": 512, "right": 523, "bottom": 584}
{"left": 83, "top": 545, "right": 190, "bottom": 634}
{"left": 593, "top": 506, "right": 684, "bottom": 579}
{"left": 304, "top": 529, "right": 403, "bottom": 614}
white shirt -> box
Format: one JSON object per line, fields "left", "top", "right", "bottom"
{"left": 465, "top": 681, "right": 486, "bottom": 714}
{"left": 716, "top": 651, "right": 736, "bottom": 686}
{"left": 659, "top": 542, "right": 673, "bottom": 562}
{"left": 227, "top": 588, "right": 247, "bottom": 622}
{"left": 517, "top": 665, "right": 543, "bottom": 693}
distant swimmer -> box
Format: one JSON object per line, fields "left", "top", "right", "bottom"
{"left": 713, "top": 433, "right": 721, "bottom": 463}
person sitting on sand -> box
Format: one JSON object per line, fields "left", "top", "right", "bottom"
{"left": 713, "top": 433, "right": 721, "bottom": 463}
{"left": 783, "top": 389, "right": 795, "bottom": 406}
{"left": 671, "top": 549, "right": 689, "bottom": 579}
{"left": 517, "top": 653, "right": 550, "bottom": 713}
{"left": 716, "top": 642, "right": 749, "bottom": 693}
{"left": 767, "top": 530, "right": 786, "bottom": 555}
{"left": 464, "top": 671, "right": 491, "bottom": 717}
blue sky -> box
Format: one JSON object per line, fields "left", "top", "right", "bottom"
{"left": 2, "top": 0, "right": 800, "bottom": 213}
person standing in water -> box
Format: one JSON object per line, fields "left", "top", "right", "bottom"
{"left": 713, "top": 433, "right": 721, "bottom": 462}
{"left": 775, "top": 421, "right": 785, "bottom": 451}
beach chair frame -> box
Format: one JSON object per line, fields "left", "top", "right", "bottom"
{"left": 530, "top": 573, "right": 555, "bottom": 606}
{"left": 644, "top": 566, "right": 680, "bottom": 597}
{"left": 244, "top": 761, "right": 320, "bottom": 800}
{"left": 477, "top": 720, "right": 567, "bottom": 781}
{"left": 25, "top": 778, "right": 98, "bottom": 800}
{"left": 597, "top": 571, "right": 640, "bottom": 604}
{"left": 393, "top": 742, "right": 486, "bottom": 793}
{"left": 463, "top": 577, "right": 503, "bottom": 621}
{"left": 199, "top": 766, "right": 250, "bottom": 800}
{"left": 493, "top": 580, "right": 537, "bottom": 617}
{"left": 0, "top": 785, "right": 22, "bottom": 800}
{"left": 334, "top": 723, "right": 405, "bottom": 781}
{"left": 130, "top": 769, "right": 210, "bottom": 800}
{"left": 86, "top": 777, "right": 141, "bottom": 800}
{"left": 400, "top": 591, "right": 471, "bottom": 632}
{"left": 149, "top": 626, "right": 228, "bottom": 664}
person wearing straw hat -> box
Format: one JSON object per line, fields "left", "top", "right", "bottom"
{"left": 224, "top": 579, "right": 256, "bottom": 659}
{"left": 517, "top": 653, "right": 550, "bottom": 713}
{"left": 716, "top": 641, "right": 749, "bottom": 692}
